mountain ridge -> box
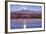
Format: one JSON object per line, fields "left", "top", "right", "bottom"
{"left": 11, "top": 10, "right": 41, "bottom": 14}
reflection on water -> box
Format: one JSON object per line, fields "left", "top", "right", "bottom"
{"left": 10, "top": 19, "right": 42, "bottom": 29}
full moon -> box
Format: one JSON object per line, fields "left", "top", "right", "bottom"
{"left": 22, "top": 7, "right": 27, "bottom": 10}
{"left": 24, "top": 7, "right": 26, "bottom": 10}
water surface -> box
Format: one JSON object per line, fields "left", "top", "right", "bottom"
{"left": 10, "top": 19, "right": 42, "bottom": 29}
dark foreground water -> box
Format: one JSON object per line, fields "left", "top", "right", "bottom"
{"left": 10, "top": 19, "right": 42, "bottom": 29}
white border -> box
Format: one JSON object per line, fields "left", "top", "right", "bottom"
{"left": 8, "top": 2, "right": 44, "bottom": 32}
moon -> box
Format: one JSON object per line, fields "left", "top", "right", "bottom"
{"left": 22, "top": 7, "right": 27, "bottom": 10}
{"left": 24, "top": 7, "right": 26, "bottom": 10}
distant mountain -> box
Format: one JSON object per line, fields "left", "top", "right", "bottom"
{"left": 11, "top": 10, "right": 41, "bottom": 14}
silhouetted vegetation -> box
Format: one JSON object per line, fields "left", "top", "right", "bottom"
{"left": 11, "top": 10, "right": 42, "bottom": 19}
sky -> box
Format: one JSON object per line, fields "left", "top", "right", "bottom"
{"left": 10, "top": 4, "right": 42, "bottom": 12}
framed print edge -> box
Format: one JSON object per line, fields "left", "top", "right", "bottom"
{"left": 5, "top": 1, "right": 8, "bottom": 33}
{"left": 5, "top": 1, "right": 45, "bottom": 33}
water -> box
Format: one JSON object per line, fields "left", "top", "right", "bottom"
{"left": 10, "top": 19, "right": 42, "bottom": 29}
